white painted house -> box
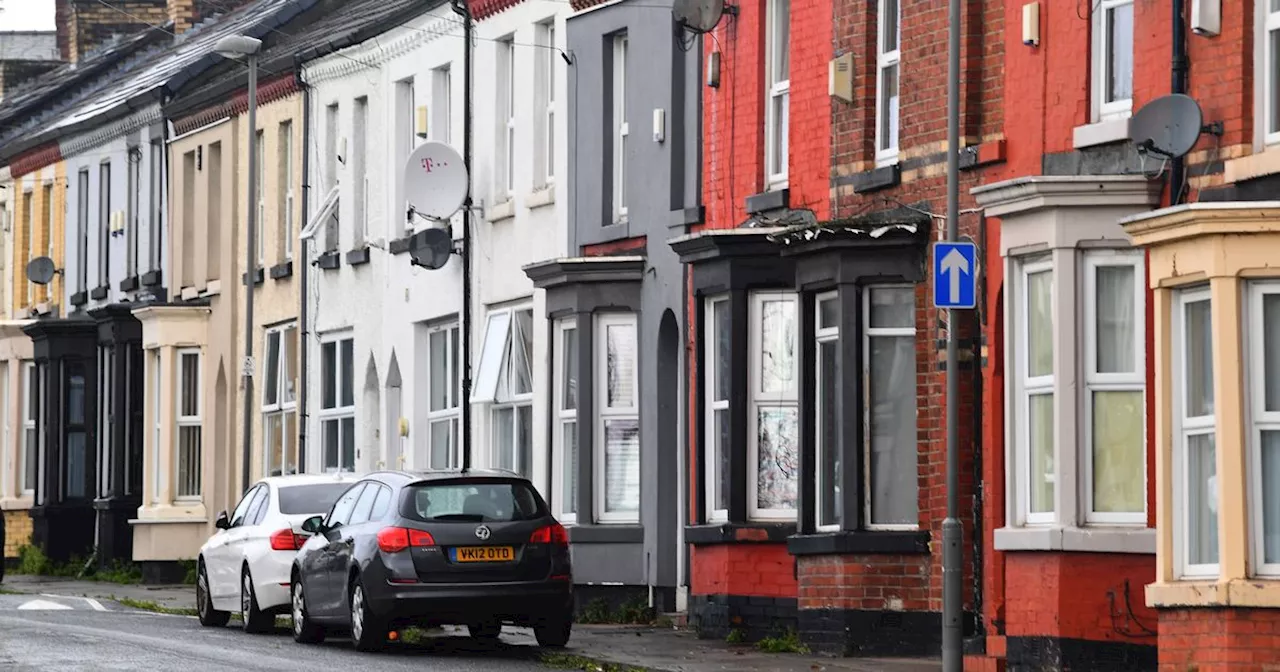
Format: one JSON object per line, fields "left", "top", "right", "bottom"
{"left": 301, "top": 0, "right": 569, "bottom": 503}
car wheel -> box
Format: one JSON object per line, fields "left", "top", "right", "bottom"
{"left": 533, "top": 612, "right": 572, "bottom": 648}
{"left": 467, "top": 620, "right": 503, "bottom": 640}
{"left": 240, "top": 567, "right": 273, "bottom": 634}
{"left": 291, "top": 576, "right": 325, "bottom": 644}
{"left": 349, "top": 575, "right": 385, "bottom": 653}
{"left": 196, "top": 562, "right": 231, "bottom": 628}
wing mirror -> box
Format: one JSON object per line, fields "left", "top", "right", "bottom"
{"left": 214, "top": 511, "right": 231, "bottom": 530}
{"left": 300, "top": 515, "right": 326, "bottom": 535}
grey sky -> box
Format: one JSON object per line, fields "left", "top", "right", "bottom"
{"left": 0, "top": 0, "right": 55, "bottom": 31}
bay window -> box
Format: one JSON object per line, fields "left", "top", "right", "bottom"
{"left": 554, "top": 319, "right": 579, "bottom": 522}
{"left": 748, "top": 292, "right": 798, "bottom": 521}
{"left": 1015, "top": 258, "right": 1055, "bottom": 525}
{"left": 814, "top": 293, "right": 839, "bottom": 531}
{"left": 864, "top": 286, "right": 918, "bottom": 528}
{"left": 426, "top": 322, "right": 461, "bottom": 469}
{"left": 1173, "top": 287, "right": 1217, "bottom": 578}
{"left": 176, "top": 349, "right": 201, "bottom": 500}
{"left": 475, "top": 307, "right": 534, "bottom": 476}
{"left": 263, "top": 324, "right": 298, "bottom": 476}
{"left": 21, "top": 361, "right": 36, "bottom": 494}
{"left": 596, "top": 313, "right": 639, "bottom": 523}
{"left": 705, "top": 296, "right": 731, "bottom": 523}
{"left": 1248, "top": 282, "right": 1280, "bottom": 577}
{"left": 320, "top": 336, "right": 355, "bottom": 473}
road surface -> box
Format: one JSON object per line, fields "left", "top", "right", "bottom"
{"left": 0, "top": 593, "right": 549, "bottom": 671}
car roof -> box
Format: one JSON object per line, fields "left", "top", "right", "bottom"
{"left": 256, "top": 473, "right": 362, "bottom": 489}
{"left": 358, "top": 468, "right": 529, "bottom": 488}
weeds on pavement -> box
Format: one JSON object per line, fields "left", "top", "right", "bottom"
{"left": 540, "top": 652, "right": 649, "bottom": 672}
{"left": 576, "top": 595, "right": 655, "bottom": 625}
{"left": 754, "top": 628, "right": 809, "bottom": 654}
{"left": 114, "top": 597, "right": 198, "bottom": 617}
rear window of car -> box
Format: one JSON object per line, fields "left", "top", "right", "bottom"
{"left": 401, "top": 481, "right": 545, "bottom": 523}
{"left": 278, "top": 483, "right": 354, "bottom": 515}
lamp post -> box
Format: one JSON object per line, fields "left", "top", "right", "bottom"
{"left": 215, "top": 34, "right": 263, "bottom": 496}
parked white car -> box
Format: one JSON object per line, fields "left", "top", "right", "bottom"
{"left": 196, "top": 473, "right": 361, "bottom": 631}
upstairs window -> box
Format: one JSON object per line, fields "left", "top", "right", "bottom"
{"left": 127, "top": 146, "right": 140, "bottom": 277}
{"left": 353, "top": 97, "right": 368, "bottom": 247}
{"left": 875, "top": 0, "right": 900, "bottom": 165}
{"left": 255, "top": 130, "right": 265, "bottom": 265}
{"left": 149, "top": 139, "right": 163, "bottom": 272}
{"left": 432, "top": 65, "right": 452, "bottom": 145}
{"left": 1092, "top": 0, "right": 1133, "bottom": 122}
{"left": 77, "top": 170, "right": 90, "bottom": 294}
{"left": 498, "top": 37, "right": 516, "bottom": 200}
{"left": 263, "top": 324, "right": 299, "bottom": 476}
{"left": 765, "top": 0, "right": 790, "bottom": 187}
{"left": 538, "top": 20, "right": 557, "bottom": 188}
{"left": 278, "top": 121, "right": 295, "bottom": 262}
{"left": 612, "top": 34, "right": 629, "bottom": 221}
{"left": 98, "top": 163, "right": 112, "bottom": 289}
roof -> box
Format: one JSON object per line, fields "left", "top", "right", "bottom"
{"left": 255, "top": 473, "right": 361, "bottom": 488}
{"left": 166, "top": 0, "right": 446, "bottom": 119}
{"left": 2, "top": 0, "right": 317, "bottom": 161}
{"left": 363, "top": 468, "right": 531, "bottom": 485}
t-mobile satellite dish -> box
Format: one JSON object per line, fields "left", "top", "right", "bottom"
{"left": 1130, "top": 93, "right": 1204, "bottom": 160}
{"left": 26, "top": 257, "right": 56, "bottom": 285}
{"left": 673, "top": 0, "right": 725, "bottom": 33}
{"left": 408, "top": 227, "right": 455, "bottom": 271}
{"left": 404, "top": 142, "right": 468, "bottom": 221}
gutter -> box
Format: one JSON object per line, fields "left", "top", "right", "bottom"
{"left": 297, "top": 55, "right": 311, "bottom": 474}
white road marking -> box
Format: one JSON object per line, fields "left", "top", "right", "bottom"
{"left": 17, "top": 599, "right": 73, "bottom": 610}
{"left": 83, "top": 598, "right": 106, "bottom": 611}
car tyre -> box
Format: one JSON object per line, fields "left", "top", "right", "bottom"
{"left": 240, "top": 568, "right": 273, "bottom": 634}
{"left": 349, "top": 574, "right": 386, "bottom": 653}
{"left": 196, "top": 561, "right": 231, "bottom": 628}
{"left": 533, "top": 612, "right": 572, "bottom": 648}
{"left": 291, "top": 576, "right": 325, "bottom": 644}
{"left": 467, "top": 620, "right": 503, "bottom": 640}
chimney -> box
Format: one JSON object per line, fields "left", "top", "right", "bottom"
{"left": 167, "top": 0, "right": 196, "bottom": 34}
{"left": 57, "top": 0, "right": 169, "bottom": 63}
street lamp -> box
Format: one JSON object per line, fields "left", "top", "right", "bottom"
{"left": 215, "top": 34, "right": 263, "bottom": 497}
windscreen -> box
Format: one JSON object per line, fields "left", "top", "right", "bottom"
{"left": 278, "top": 483, "right": 353, "bottom": 515}
{"left": 402, "top": 481, "right": 545, "bottom": 523}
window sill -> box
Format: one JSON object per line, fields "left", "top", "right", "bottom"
{"left": 566, "top": 524, "right": 643, "bottom": 544}
{"left": 389, "top": 235, "right": 412, "bottom": 255}
{"left": 141, "top": 269, "right": 163, "bottom": 287}
{"left": 1224, "top": 146, "right": 1280, "bottom": 184}
{"left": 788, "top": 530, "right": 931, "bottom": 556}
{"left": 269, "top": 261, "right": 293, "bottom": 280}
{"left": 488, "top": 198, "right": 515, "bottom": 223}
{"left": 1146, "top": 578, "right": 1280, "bottom": 609}
{"left": 685, "top": 522, "right": 796, "bottom": 545}
{"left": 70, "top": 291, "right": 88, "bottom": 307}
{"left": 118, "top": 276, "right": 139, "bottom": 292}
{"left": 316, "top": 251, "right": 341, "bottom": 270}
{"left": 345, "top": 247, "right": 370, "bottom": 266}
{"left": 1072, "top": 117, "right": 1131, "bottom": 150}
{"left": 745, "top": 188, "right": 789, "bottom": 215}
{"left": 527, "top": 186, "right": 555, "bottom": 209}
{"left": 201, "top": 280, "right": 222, "bottom": 298}
{"left": 852, "top": 163, "right": 900, "bottom": 193}
{"left": 90, "top": 285, "right": 109, "bottom": 301}
{"left": 993, "top": 525, "right": 1155, "bottom": 554}
{"left": 0, "top": 496, "right": 34, "bottom": 511}
{"left": 241, "top": 268, "right": 265, "bottom": 286}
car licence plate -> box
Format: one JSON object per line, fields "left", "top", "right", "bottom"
{"left": 452, "top": 546, "right": 515, "bottom": 563}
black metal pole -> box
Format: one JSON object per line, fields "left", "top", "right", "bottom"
{"left": 452, "top": 0, "right": 474, "bottom": 471}
{"left": 1170, "top": 0, "right": 1187, "bottom": 205}
{"left": 941, "top": 0, "right": 962, "bottom": 666}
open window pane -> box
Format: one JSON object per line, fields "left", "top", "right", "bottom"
{"left": 1028, "top": 393, "right": 1055, "bottom": 514}
{"left": 472, "top": 312, "right": 512, "bottom": 403}
{"left": 1091, "top": 390, "right": 1144, "bottom": 513}
{"left": 264, "top": 332, "right": 281, "bottom": 406}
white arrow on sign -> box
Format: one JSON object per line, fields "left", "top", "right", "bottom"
{"left": 17, "top": 599, "right": 73, "bottom": 610}
{"left": 940, "top": 248, "right": 971, "bottom": 304}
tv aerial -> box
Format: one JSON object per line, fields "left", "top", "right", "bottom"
{"left": 25, "top": 257, "right": 58, "bottom": 286}
{"left": 404, "top": 141, "right": 469, "bottom": 223}
{"left": 1129, "top": 93, "right": 1223, "bottom": 160}
{"left": 673, "top": 0, "right": 731, "bottom": 34}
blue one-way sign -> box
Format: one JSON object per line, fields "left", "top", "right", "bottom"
{"left": 933, "top": 241, "right": 977, "bottom": 309}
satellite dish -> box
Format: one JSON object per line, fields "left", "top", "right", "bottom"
{"left": 1130, "top": 93, "right": 1204, "bottom": 160}
{"left": 26, "top": 257, "right": 56, "bottom": 285}
{"left": 673, "top": 0, "right": 725, "bottom": 33}
{"left": 404, "top": 142, "right": 468, "bottom": 220}
{"left": 408, "top": 227, "right": 455, "bottom": 270}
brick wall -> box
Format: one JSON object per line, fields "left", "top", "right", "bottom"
{"left": 56, "top": 0, "right": 168, "bottom": 62}
{"left": 690, "top": 543, "right": 797, "bottom": 599}
{"left": 1158, "top": 608, "right": 1280, "bottom": 672}
{"left": 1004, "top": 552, "right": 1156, "bottom": 642}
{"left": 4, "top": 510, "right": 32, "bottom": 559}
{"left": 798, "top": 554, "right": 930, "bottom": 612}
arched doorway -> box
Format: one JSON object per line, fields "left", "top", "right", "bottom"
{"left": 363, "top": 356, "right": 380, "bottom": 471}
{"left": 386, "top": 351, "right": 404, "bottom": 470}
{"left": 657, "top": 309, "right": 682, "bottom": 609}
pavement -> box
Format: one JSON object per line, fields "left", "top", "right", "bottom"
{"left": 0, "top": 575, "right": 944, "bottom": 672}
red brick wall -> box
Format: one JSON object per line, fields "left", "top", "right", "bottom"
{"left": 690, "top": 544, "right": 797, "bottom": 599}
{"left": 797, "top": 554, "right": 931, "bottom": 612}
{"left": 1159, "top": 608, "right": 1280, "bottom": 672}
{"left": 1004, "top": 553, "right": 1156, "bottom": 643}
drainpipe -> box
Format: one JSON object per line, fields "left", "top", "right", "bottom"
{"left": 297, "top": 69, "right": 311, "bottom": 474}
{"left": 1169, "top": 0, "right": 1188, "bottom": 205}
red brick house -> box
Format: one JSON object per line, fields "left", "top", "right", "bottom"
{"left": 670, "top": 0, "right": 1003, "bottom": 656}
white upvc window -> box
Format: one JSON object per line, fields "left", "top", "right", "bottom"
{"left": 595, "top": 312, "right": 639, "bottom": 523}
{"left": 489, "top": 307, "right": 534, "bottom": 477}
{"left": 539, "top": 20, "right": 557, "bottom": 187}
{"left": 748, "top": 291, "right": 799, "bottom": 521}
{"left": 1247, "top": 281, "right": 1280, "bottom": 577}
{"left": 149, "top": 139, "right": 163, "bottom": 272}
{"left": 20, "top": 361, "right": 35, "bottom": 495}
{"left": 814, "top": 292, "right": 840, "bottom": 531}
{"left": 764, "top": 0, "right": 790, "bottom": 187}
{"left": 1083, "top": 251, "right": 1146, "bottom": 525}
{"left": 77, "top": 170, "right": 89, "bottom": 293}
{"left": 263, "top": 324, "right": 298, "bottom": 476}
{"left": 863, "top": 285, "right": 919, "bottom": 529}
{"left": 98, "top": 163, "right": 111, "bottom": 287}
{"left": 175, "top": 349, "right": 202, "bottom": 501}
{"left": 498, "top": 37, "right": 516, "bottom": 199}
{"left": 1092, "top": 0, "right": 1134, "bottom": 122}
{"left": 432, "top": 65, "right": 452, "bottom": 145}
{"left": 1016, "top": 258, "right": 1055, "bottom": 525}
{"left": 1172, "top": 286, "right": 1218, "bottom": 579}
{"left": 705, "top": 295, "right": 731, "bottom": 523}
{"left": 554, "top": 318, "right": 578, "bottom": 523}
{"left": 151, "top": 351, "right": 161, "bottom": 503}
{"left": 279, "top": 121, "right": 295, "bottom": 262}
{"left": 426, "top": 322, "right": 461, "bottom": 470}
{"left": 353, "top": 97, "right": 369, "bottom": 246}
{"left": 1263, "top": 1, "right": 1280, "bottom": 145}
{"left": 612, "top": 34, "right": 629, "bottom": 220}
{"left": 127, "top": 146, "right": 140, "bottom": 277}
{"left": 255, "top": 130, "right": 265, "bottom": 265}
{"left": 875, "top": 0, "right": 900, "bottom": 165}
{"left": 320, "top": 336, "right": 356, "bottom": 473}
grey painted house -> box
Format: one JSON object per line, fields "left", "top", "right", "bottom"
{"left": 524, "top": 0, "right": 699, "bottom": 611}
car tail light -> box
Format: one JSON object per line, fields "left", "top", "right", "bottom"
{"left": 530, "top": 524, "right": 569, "bottom": 545}
{"left": 376, "top": 527, "right": 436, "bottom": 553}
{"left": 269, "top": 529, "right": 305, "bottom": 551}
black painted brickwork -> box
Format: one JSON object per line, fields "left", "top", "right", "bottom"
{"left": 688, "top": 594, "right": 798, "bottom": 641}
{"left": 1006, "top": 635, "right": 1156, "bottom": 672}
